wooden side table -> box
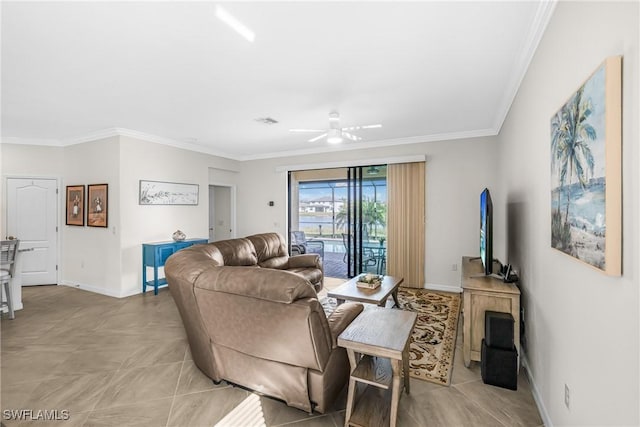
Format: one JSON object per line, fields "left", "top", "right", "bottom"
{"left": 337, "top": 306, "right": 417, "bottom": 427}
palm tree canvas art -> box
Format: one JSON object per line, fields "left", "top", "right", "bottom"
{"left": 550, "top": 56, "right": 622, "bottom": 275}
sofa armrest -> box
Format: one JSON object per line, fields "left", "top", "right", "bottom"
{"left": 327, "top": 303, "right": 364, "bottom": 348}
{"left": 288, "top": 253, "right": 322, "bottom": 269}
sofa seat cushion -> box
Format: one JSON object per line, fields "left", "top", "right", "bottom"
{"left": 287, "top": 267, "right": 323, "bottom": 286}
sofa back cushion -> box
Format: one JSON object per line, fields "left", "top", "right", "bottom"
{"left": 210, "top": 238, "right": 258, "bottom": 266}
{"left": 195, "top": 265, "right": 316, "bottom": 303}
{"left": 247, "top": 233, "right": 290, "bottom": 269}
{"left": 193, "top": 266, "right": 332, "bottom": 370}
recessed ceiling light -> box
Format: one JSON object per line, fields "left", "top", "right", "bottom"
{"left": 215, "top": 5, "right": 255, "bottom": 43}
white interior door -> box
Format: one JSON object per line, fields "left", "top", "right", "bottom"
{"left": 208, "top": 186, "right": 216, "bottom": 241}
{"left": 209, "top": 185, "right": 233, "bottom": 241}
{"left": 6, "top": 178, "right": 58, "bottom": 285}
{"left": 214, "top": 186, "right": 232, "bottom": 241}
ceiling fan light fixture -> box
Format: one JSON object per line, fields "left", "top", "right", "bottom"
{"left": 326, "top": 129, "right": 343, "bottom": 144}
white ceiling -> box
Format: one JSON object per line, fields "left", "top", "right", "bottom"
{"left": 1, "top": 1, "right": 555, "bottom": 161}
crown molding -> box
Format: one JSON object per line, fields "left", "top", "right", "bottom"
{"left": 106, "top": 128, "right": 238, "bottom": 160}
{"left": 1, "top": 137, "right": 62, "bottom": 146}
{"left": 238, "top": 127, "right": 498, "bottom": 161}
{"left": 2, "top": 126, "right": 498, "bottom": 162}
{"left": 492, "top": 0, "right": 557, "bottom": 132}
{"left": 2, "top": 128, "right": 241, "bottom": 160}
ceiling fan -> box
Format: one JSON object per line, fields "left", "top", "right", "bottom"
{"left": 289, "top": 112, "right": 382, "bottom": 144}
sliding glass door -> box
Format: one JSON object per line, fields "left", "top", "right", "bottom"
{"left": 288, "top": 165, "right": 387, "bottom": 279}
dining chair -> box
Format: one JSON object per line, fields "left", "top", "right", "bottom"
{"left": 1, "top": 239, "right": 20, "bottom": 320}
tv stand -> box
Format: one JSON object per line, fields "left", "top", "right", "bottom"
{"left": 461, "top": 256, "right": 520, "bottom": 372}
{"left": 469, "top": 258, "right": 504, "bottom": 280}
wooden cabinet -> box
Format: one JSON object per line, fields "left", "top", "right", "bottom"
{"left": 461, "top": 256, "right": 520, "bottom": 370}
{"left": 142, "top": 239, "right": 208, "bottom": 295}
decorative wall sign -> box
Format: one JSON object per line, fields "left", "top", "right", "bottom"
{"left": 550, "top": 56, "right": 621, "bottom": 275}
{"left": 139, "top": 180, "right": 199, "bottom": 205}
{"left": 65, "top": 185, "right": 85, "bottom": 226}
{"left": 87, "top": 184, "right": 108, "bottom": 228}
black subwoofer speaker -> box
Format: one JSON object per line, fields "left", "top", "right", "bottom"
{"left": 481, "top": 339, "right": 518, "bottom": 390}
{"left": 484, "top": 310, "right": 514, "bottom": 350}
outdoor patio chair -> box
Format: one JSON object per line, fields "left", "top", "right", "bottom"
{"left": 290, "top": 231, "right": 324, "bottom": 259}
{"left": 341, "top": 233, "right": 377, "bottom": 268}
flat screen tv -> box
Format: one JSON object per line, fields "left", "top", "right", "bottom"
{"left": 480, "top": 188, "right": 493, "bottom": 275}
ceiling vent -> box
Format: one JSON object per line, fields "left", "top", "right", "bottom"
{"left": 255, "top": 117, "right": 279, "bottom": 125}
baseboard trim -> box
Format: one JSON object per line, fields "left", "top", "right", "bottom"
{"left": 61, "top": 280, "right": 121, "bottom": 298}
{"left": 61, "top": 280, "right": 165, "bottom": 298}
{"left": 423, "top": 282, "right": 462, "bottom": 294}
{"left": 521, "top": 351, "right": 553, "bottom": 427}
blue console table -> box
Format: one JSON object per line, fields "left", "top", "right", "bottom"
{"left": 142, "top": 238, "right": 208, "bottom": 295}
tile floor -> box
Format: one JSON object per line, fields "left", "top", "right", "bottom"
{"left": 1, "top": 282, "right": 543, "bottom": 426}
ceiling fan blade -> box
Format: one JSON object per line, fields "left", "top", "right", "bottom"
{"left": 308, "top": 133, "right": 328, "bottom": 143}
{"left": 360, "top": 124, "right": 382, "bottom": 129}
{"left": 289, "top": 129, "right": 325, "bottom": 133}
{"left": 342, "top": 132, "right": 362, "bottom": 142}
{"left": 342, "top": 124, "right": 382, "bottom": 131}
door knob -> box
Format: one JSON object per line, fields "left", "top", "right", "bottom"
{"left": 6, "top": 236, "right": 16, "bottom": 240}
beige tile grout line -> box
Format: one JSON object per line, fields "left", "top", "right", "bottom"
{"left": 78, "top": 350, "right": 130, "bottom": 426}
{"left": 165, "top": 344, "right": 190, "bottom": 427}
{"left": 453, "top": 382, "right": 513, "bottom": 427}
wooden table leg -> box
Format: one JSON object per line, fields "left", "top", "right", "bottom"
{"left": 403, "top": 343, "right": 411, "bottom": 394}
{"left": 390, "top": 358, "right": 402, "bottom": 427}
{"left": 344, "top": 349, "right": 357, "bottom": 427}
{"left": 392, "top": 288, "right": 401, "bottom": 308}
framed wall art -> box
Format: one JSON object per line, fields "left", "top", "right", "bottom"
{"left": 87, "top": 184, "right": 108, "bottom": 228}
{"left": 139, "top": 180, "right": 199, "bottom": 205}
{"left": 65, "top": 185, "right": 85, "bottom": 226}
{"left": 550, "top": 56, "right": 621, "bottom": 275}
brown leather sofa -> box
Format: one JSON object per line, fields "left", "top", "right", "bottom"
{"left": 165, "top": 232, "right": 363, "bottom": 413}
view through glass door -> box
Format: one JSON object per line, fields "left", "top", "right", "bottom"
{"left": 288, "top": 165, "right": 387, "bottom": 279}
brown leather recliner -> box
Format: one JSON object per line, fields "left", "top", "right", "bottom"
{"left": 165, "top": 233, "right": 363, "bottom": 413}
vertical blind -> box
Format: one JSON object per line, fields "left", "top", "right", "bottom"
{"left": 387, "top": 162, "right": 425, "bottom": 288}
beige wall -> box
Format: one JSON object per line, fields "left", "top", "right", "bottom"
{"left": 236, "top": 136, "right": 499, "bottom": 289}
{"left": 118, "top": 136, "right": 240, "bottom": 296}
{"left": 1, "top": 137, "right": 240, "bottom": 297}
{"left": 0, "top": 144, "right": 64, "bottom": 239}
{"left": 62, "top": 137, "right": 121, "bottom": 295}
{"left": 497, "top": 2, "right": 639, "bottom": 425}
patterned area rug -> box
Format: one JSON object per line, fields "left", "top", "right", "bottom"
{"left": 321, "top": 287, "right": 461, "bottom": 386}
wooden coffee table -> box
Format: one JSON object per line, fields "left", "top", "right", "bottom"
{"left": 327, "top": 275, "right": 403, "bottom": 307}
{"left": 338, "top": 306, "right": 417, "bottom": 427}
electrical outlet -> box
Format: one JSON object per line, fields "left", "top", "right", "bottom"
{"left": 452, "top": 263, "right": 458, "bottom": 271}
{"left": 564, "top": 384, "right": 570, "bottom": 409}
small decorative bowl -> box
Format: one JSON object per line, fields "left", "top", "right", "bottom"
{"left": 172, "top": 230, "right": 186, "bottom": 241}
